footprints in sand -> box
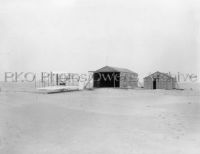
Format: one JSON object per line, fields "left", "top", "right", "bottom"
{"left": 0, "top": 121, "right": 24, "bottom": 149}
{"left": 158, "top": 112, "right": 186, "bottom": 140}
{"left": 0, "top": 136, "right": 8, "bottom": 149}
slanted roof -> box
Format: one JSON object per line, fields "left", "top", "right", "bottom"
{"left": 94, "top": 66, "right": 137, "bottom": 75}
{"left": 144, "top": 71, "right": 174, "bottom": 79}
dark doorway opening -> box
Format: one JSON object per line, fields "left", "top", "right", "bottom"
{"left": 93, "top": 72, "right": 120, "bottom": 88}
{"left": 153, "top": 79, "right": 156, "bottom": 89}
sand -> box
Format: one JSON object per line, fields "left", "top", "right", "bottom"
{"left": 0, "top": 84, "right": 200, "bottom": 154}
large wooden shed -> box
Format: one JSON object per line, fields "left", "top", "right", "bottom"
{"left": 144, "top": 71, "right": 176, "bottom": 90}
{"left": 93, "top": 66, "right": 138, "bottom": 89}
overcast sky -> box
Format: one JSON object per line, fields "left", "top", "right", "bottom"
{"left": 0, "top": 0, "right": 200, "bottom": 78}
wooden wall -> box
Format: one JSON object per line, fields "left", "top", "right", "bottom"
{"left": 120, "top": 72, "right": 138, "bottom": 89}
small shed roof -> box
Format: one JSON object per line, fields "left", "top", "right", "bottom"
{"left": 94, "top": 66, "right": 137, "bottom": 75}
{"left": 144, "top": 71, "right": 175, "bottom": 79}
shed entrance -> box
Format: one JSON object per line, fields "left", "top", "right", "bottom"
{"left": 153, "top": 79, "right": 156, "bottom": 89}
{"left": 93, "top": 72, "right": 120, "bottom": 88}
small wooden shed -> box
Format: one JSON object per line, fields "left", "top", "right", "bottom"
{"left": 144, "top": 71, "right": 176, "bottom": 90}
{"left": 93, "top": 66, "right": 138, "bottom": 89}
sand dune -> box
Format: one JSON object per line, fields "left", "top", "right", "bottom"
{"left": 0, "top": 85, "right": 200, "bottom": 154}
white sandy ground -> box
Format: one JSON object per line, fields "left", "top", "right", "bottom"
{"left": 0, "top": 84, "right": 200, "bottom": 154}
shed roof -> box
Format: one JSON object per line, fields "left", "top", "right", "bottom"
{"left": 94, "top": 66, "right": 137, "bottom": 74}
{"left": 144, "top": 71, "right": 175, "bottom": 79}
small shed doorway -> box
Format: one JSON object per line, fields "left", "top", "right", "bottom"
{"left": 153, "top": 79, "right": 156, "bottom": 89}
